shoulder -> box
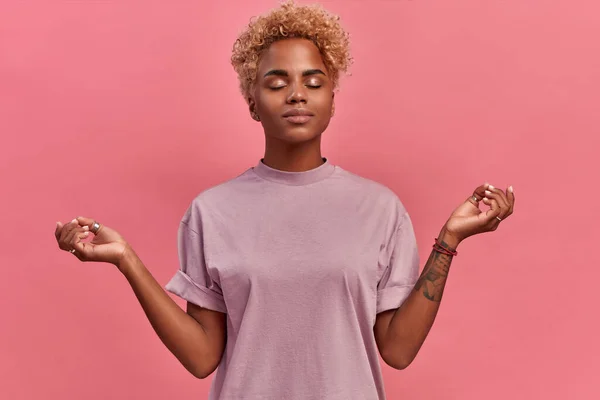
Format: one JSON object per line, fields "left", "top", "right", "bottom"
{"left": 181, "top": 168, "right": 255, "bottom": 225}
{"left": 334, "top": 166, "right": 408, "bottom": 216}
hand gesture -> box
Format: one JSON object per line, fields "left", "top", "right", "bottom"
{"left": 55, "top": 216, "right": 131, "bottom": 266}
{"left": 443, "top": 183, "right": 515, "bottom": 243}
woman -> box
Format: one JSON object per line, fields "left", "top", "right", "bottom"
{"left": 54, "top": 1, "right": 515, "bottom": 399}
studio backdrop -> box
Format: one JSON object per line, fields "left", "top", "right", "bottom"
{"left": 0, "top": 0, "right": 597, "bottom": 399}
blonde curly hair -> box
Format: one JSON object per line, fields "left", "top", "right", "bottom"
{"left": 231, "top": 0, "right": 352, "bottom": 102}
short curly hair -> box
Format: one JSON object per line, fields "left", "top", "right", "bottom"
{"left": 231, "top": 0, "right": 352, "bottom": 102}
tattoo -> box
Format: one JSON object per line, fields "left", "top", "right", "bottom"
{"left": 413, "top": 239, "right": 453, "bottom": 302}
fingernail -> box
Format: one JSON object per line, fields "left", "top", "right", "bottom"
{"left": 488, "top": 184, "right": 495, "bottom": 190}
{"left": 509, "top": 185, "right": 514, "bottom": 193}
{"left": 71, "top": 218, "right": 77, "bottom": 223}
{"left": 82, "top": 231, "right": 89, "bottom": 236}
{"left": 485, "top": 190, "right": 491, "bottom": 196}
{"left": 82, "top": 225, "right": 89, "bottom": 231}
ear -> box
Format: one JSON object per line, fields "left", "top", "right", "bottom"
{"left": 247, "top": 96, "right": 255, "bottom": 114}
{"left": 247, "top": 96, "right": 261, "bottom": 122}
{"left": 331, "top": 93, "right": 336, "bottom": 118}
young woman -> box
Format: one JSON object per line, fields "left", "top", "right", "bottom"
{"left": 54, "top": 1, "right": 515, "bottom": 399}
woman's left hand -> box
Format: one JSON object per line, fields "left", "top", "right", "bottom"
{"left": 441, "top": 183, "right": 515, "bottom": 246}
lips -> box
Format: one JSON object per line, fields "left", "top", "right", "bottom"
{"left": 282, "top": 108, "right": 314, "bottom": 117}
{"left": 282, "top": 108, "right": 314, "bottom": 124}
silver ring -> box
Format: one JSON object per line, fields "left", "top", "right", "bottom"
{"left": 471, "top": 195, "right": 479, "bottom": 202}
{"left": 91, "top": 221, "right": 101, "bottom": 234}
{"left": 496, "top": 216, "right": 502, "bottom": 221}
{"left": 69, "top": 249, "right": 76, "bottom": 254}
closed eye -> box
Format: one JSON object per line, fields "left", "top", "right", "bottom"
{"left": 269, "top": 84, "right": 322, "bottom": 90}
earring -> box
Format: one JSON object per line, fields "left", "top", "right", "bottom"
{"left": 251, "top": 112, "right": 261, "bottom": 121}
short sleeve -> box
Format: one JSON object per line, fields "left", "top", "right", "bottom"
{"left": 376, "top": 212, "right": 420, "bottom": 314}
{"left": 165, "top": 218, "right": 227, "bottom": 314}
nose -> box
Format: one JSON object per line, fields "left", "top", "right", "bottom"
{"left": 286, "top": 81, "right": 307, "bottom": 104}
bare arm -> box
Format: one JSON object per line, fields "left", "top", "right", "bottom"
{"left": 374, "top": 229, "right": 458, "bottom": 370}
{"left": 374, "top": 183, "right": 514, "bottom": 369}
{"left": 55, "top": 217, "right": 226, "bottom": 378}
{"left": 118, "top": 248, "right": 226, "bottom": 378}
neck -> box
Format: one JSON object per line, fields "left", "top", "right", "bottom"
{"left": 262, "top": 136, "right": 324, "bottom": 172}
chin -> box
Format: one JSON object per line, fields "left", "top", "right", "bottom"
{"left": 279, "top": 128, "right": 323, "bottom": 143}
{"left": 264, "top": 124, "right": 324, "bottom": 144}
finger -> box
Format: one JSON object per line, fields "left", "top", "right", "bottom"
{"left": 467, "top": 183, "right": 490, "bottom": 206}
{"left": 59, "top": 219, "right": 81, "bottom": 243}
{"left": 63, "top": 226, "right": 82, "bottom": 249}
{"left": 483, "top": 189, "right": 509, "bottom": 219}
{"left": 75, "top": 216, "right": 95, "bottom": 228}
{"left": 484, "top": 190, "right": 508, "bottom": 216}
{"left": 75, "top": 230, "right": 90, "bottom": 242}
{"left": 76, "top": 216, "right": 102, "bottom": 235}
{"left": 507, "top": 185, "right": 515, "bottom": 214}
{"left": 58, "top": 220, "right": 80, "bottom": 249}
{"left": 489, "top": 184, "right": 510, "bottom": 206}
{"left": 64, "top": 226, "right": 88, "bottom": 249}
{"left": 481, "top": 197, "right": 502, "bottom": 224}
{"left": 70, "top": 230, "right": 90, "bottom": 249}
{"left": 473, "top": 183, "right": 489, "bottom": 200}
{"left": 55, "top": 221, "right": 64, "bottom": 241}
{"left": 485, "top": 184, "right": 509, "bottom": 209}
{"left": 72, "top": 240, "right": 94, "bottom": 261}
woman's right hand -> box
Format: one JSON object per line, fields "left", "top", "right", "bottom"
{"left": 55, "top": 216, "right": 132, "bottom": 267}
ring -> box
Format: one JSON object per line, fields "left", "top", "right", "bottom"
{"left": 69, "top": 249, "right": 76, "bottom": 254}
{"left": 91, "top": 221, "right": 101, "bottom": 234}
{"left": 471, "top": 195, "right": 479, "bottom": 202}
{"left": 496, "top": 216, "right": 502, "bottom": 221}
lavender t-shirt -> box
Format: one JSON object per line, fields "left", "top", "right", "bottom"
{"left": 165, "top": 158, "right": 420, "bottom": 400}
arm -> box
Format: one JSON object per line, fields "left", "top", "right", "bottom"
{"left": 119, "top": 248, "right": 226, "bottom": 378}
{"left": 55, "top": 216, "right": 227, "bottom": 378}
{"left": 374, "top": 183, "right": 515, "bottom": 369}
{"left": 374, "top": 229, "right": 458, "bottom": 370}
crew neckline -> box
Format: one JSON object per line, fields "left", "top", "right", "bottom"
{"left": 252, "top": 157, "right": 336, "bottom": 186}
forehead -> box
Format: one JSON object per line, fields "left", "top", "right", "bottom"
{"left": 257, "top": 38, "right": 327, "bottom": 75}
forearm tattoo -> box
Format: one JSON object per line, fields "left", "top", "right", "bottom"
{"left": 413, "top": 241, "right": 453, "bottom": 302}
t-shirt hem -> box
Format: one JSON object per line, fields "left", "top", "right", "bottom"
{"left": 376, "top": 284, "right": 414, "bottom": 314}
{"left": 165, "top": 270, "right": 227, "bottom": 313}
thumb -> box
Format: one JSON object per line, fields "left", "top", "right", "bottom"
{"left": 75, "top": 216, "right": 95, "bottom": 228}
{"left": 76, "top": 216, "right": 104, "bottom": 236}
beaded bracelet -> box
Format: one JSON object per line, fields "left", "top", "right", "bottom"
{"left": 432, "top": 237, "right": 458, "bottom": 257}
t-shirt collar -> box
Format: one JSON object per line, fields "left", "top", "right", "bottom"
{"left": 253, "top": 157, "right": 336, "bottom": 186}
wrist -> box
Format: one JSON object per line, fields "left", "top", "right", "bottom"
{"left": 116, "top": 244, "right": 138, "bottom": 275}
{"left": 438, "top": 227, "right": 462, "bottom": 250}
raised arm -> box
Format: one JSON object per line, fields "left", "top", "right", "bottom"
{"left": 55, "top": 217, "right": 226, "bottom": 379}
{"left": 374, "top": 183, "right": 515, "bottom": 369}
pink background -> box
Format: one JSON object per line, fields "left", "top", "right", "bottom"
{"left": 1, "top": 0, "right": 598, "bottom": 398}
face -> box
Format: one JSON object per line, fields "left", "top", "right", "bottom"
{"left": 248, "top": 38, "right": 335, "bottom": 144}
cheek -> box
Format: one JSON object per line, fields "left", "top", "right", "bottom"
{"left": 317, "top": 92, "right": 334, "bottom": 113}
{"left": 255, "top": 92, "right": 281, "bottom": 115}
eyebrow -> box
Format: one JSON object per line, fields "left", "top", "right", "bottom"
{"left": 263, "top": 69, "right": 326, "bottom": 78}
